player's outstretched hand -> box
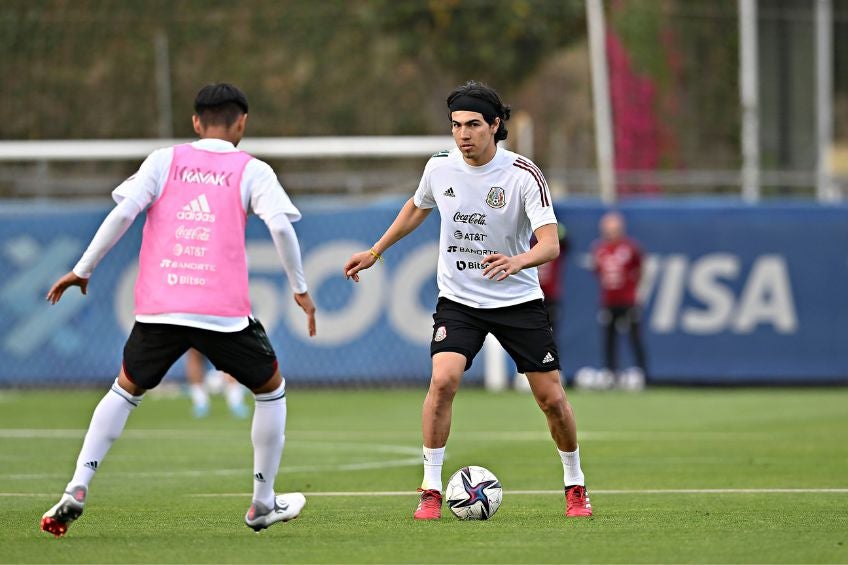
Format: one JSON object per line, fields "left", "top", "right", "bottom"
{"left": 482, "top": 254, "right": 523, "bottom": 281}
{"left": 343, "top": 250, "right": 378, "bottom": 283}
{"left": 46, "top": 271, "right": 89, "bottom": 304}
{"left": 294, "top": 291, "right": 317, "bottom": 337}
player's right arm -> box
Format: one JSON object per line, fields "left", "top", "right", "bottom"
{"left": 46, "top": 149, "right": 167, "bottom": 304}
{"left": 45, "top": 198, "right": 142, "bottom": 304}
{"left": 345, "top": 157, "right": 437, "bottom": 282}
{"left": 344, "top": 197, "right": 431, "bottom": 282}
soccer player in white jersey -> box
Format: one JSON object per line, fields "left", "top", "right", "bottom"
{"left": 344, "top": 81, "right": 592, "bottom": 519}
{"left": 41, "top": 83, "right": 316, "bottom": 536}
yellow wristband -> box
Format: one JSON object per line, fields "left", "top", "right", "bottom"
{"left": 369, "top": 248, "right": 384, "bottom": 263}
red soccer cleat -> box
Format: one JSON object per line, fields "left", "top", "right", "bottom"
{"left": 413, "top": 488, "right": 442, "bottom": 520}
{"left": 565, "top": 485, "right": 593, "bottom": 517}
{"left": 40, "top": 485, "right": 87, "bottom": 537}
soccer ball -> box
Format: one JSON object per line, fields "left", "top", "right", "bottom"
{"left": 574, "top": 366, "right": 597, "bottom": 389}
{"left": 445, "top": 465, "right": 503, "bottom": 520}
{"left": 574, "top": 367, "right": 616, "bottom": 390}
{"left": 617, "top": 367, "right": 646, "bottom": 391}
{"left": 204, "top": 369, "right": 226, "bottom": 394}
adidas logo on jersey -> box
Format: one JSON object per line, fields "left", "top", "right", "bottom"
{"left": 443, "top": 187, "right": 455, "bottom": 197}
{"left": 542, "top": 352, "right": 555, "bottom": 364}
{"left": 176, "top": 194, "right": 216, "bottom": 223}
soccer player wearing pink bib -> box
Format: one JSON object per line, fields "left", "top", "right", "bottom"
{"left": 344, "top": 81, "right": 591, "bottom": 520}
{"left": 41, "top": 84, "right": 316, "bottom": 536}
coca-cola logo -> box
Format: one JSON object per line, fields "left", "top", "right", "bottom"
{"left": 453, "top": 212, "right": 487, "bottom": 225}
{"left": 175, "top": 225, "right": 212, "bottom": 241}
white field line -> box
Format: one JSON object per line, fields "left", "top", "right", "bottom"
{"left": 4, "top": 488, "right": 848, "bottom": 498}
{"left": 1, "top": 457, "right": 423, "bottom": 481}
{"left": 0, "top": 428, "right": 774, "bottom": 441}
{"left": 189, "top": 488, "right": 848, "bottom": 497}
{"left": 2, "top": 460, "right": 422, "bottom": 481}
{"left": 0, "top": 435, "right": 422, "bottom": 481}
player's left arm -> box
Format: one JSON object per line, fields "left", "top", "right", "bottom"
{"left": 631, "top": 241, "right": 644, "bottom": 281}
{"left": 483, "top": 162, "right": 557, "bottom": 281}
{"left": 482, "top": 223, "right": 559, "bottom": 281}
{"left": 250, "top": 161, "right": 316, "bottom": 337}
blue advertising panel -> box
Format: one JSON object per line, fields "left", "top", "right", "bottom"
{"left": 0, "top": 199, "right": 446, "bottom": 385}
{"left": 1, "top": 199, "right": 847, "bottom": 385}
{"left": 557, "top": 200, "right": 848, "bottom": 383}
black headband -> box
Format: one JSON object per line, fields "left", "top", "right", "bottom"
{"left": 448, "top": 95, "right": 498, "bottom": 121}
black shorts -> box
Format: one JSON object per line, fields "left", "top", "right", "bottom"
{"left": 430, "top": 297, "right": 560, "bottom": 373}
{"left": 122, "top": 318, "right": 278, "bottom": 390}
{"left": 599, "top": 305, "right": 641, "bottom": 328}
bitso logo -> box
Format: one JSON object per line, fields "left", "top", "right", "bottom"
{"left": 175, "top": 166, "right": 233, "bottom": 187}
{"left": 176, "top": 194, "right": 216, "bottom": 223}
{"left": 486, "top": 186, "right": 506, "bottom": 208}
{"left": 456, "top": 260, "right": 484, "bottom": 271}
{"left": 453, "top": 211, "right": 487, "bottom": 225}
{"left": 434, "top": 326, "right": 447, "bottom": 342}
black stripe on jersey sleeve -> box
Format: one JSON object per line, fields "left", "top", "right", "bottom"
{"left": 513, "top": 160, "right": 550, "bottom": 207}
{"left": 516, "top": 157, "right": 551, "bottom": 206}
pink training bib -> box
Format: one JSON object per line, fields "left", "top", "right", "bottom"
{"left": 134, "top": 143, "right": 254, "bottom": 317}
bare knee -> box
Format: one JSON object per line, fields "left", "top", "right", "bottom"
{"left": 427, "top": 352, "right": 465, "bottom": 405}
{"left": 252, "top": 371, "right": 283, "bottom": 394}
{"left": 527, "top": 375, "right": 567, "bottom": 418}
{"left": 538, "top": 391, "right": 567, "bottom": 419}
{"left": 117, "top": 370, "right": 146, "bottom": 397}
{"left": 429, "top": 370, "right": 460, "bottom": 403}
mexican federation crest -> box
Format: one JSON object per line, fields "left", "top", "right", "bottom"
{"left": 486, "top": 186, "right": 506, "bottom": 209}
{"left": 434, "top": 326, "right": 447, "bottom": 342}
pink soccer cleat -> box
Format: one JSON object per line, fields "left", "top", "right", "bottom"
{"left": 565, "top": 485, "right": 593, "bottom": 517}
{"left": 413, "top": 488, "right": 442, "bottom": 520}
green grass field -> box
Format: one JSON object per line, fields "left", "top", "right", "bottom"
{"left": 1, "top": 386, "right": 846, "bottom": 564}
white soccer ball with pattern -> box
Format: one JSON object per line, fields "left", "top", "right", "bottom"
{"left": 445, "top": 465, "right": 503, "bottom": 520}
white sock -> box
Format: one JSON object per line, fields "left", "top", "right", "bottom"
{"left": 251, "top": 382, "right": 286, "bottom": 508}
{"left": 421, "top": 446, "right": 445, "bottom": 491}
{"left": 558, "top": 446, "right": 585, "bottom": 487}
{"left": 67, "top": 380, "right": 142, "bottom": 490}
{"left": 189, "top": 383, "right": 208, "bottom": 410}
{"left": 225, "top": 381, "right": 245, "bottom": 411}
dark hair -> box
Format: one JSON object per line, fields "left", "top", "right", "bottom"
{"left": 446, "top": 81, "right": 511, "bottom": 142}
{"left": 193, "top": 83, "right": 249, "bottom": 127}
